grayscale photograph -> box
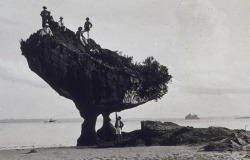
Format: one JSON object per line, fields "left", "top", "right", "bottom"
{"left": 0, "top": 0, "right": 250, "bottom": 159}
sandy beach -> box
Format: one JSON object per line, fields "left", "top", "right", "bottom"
{"left": 1, "top": 146, "right": 250, "bottom": 160}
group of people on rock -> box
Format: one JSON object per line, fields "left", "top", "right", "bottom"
{"left": 39, "top": 6, "right": 92, "bottom": 47}
{"left": 39, "top": 6, "right": 125, "bottom": 141}
{"left": 39, "top": 6, "right": 66, "bottom": 37}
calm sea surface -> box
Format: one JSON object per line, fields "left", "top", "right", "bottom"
{"left": 0, "top": 117, "right": 249, "bottom": 150}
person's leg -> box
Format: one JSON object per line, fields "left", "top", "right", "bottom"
{"left": 80, "top": 38, "right": 86, "bottom": 46}
{"left": 116, "top": 134, "right": 120, "bottom": 141}
{"left": 117, "top": 134, "right": 120, "bottom": 141}
{"left": 116, "top": 128, "right": 121, "bottom": 141}
{"left": 85, "top": 37, "right": 88, "bottom": 44}
{"left": 119, "top": 128, "right": 122, "bottom": 140}
{"left": 118, "top": 128, "right": 122, "bottom": 140}
{"left": 115, "top": 128, "right": 118, "bottom": 141}
{"left": 82, "top": 36, "right": 88, "bottom": 45}
{"left": 42, "top": 18, "right": 45, "bottom": 27}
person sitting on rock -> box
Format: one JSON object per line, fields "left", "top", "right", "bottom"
{"left": 39, "top": 23, "right": 53, "bottom": 37}
{"left": 58, "top": 17, "right": 66, "bottom": 32}
{"left": 115, "top": 112, "right": 124, "bottom": 141}
{"left": 83, "top": 17, "right": 92, "bottom": 39}
{"left": 76, "top": 27, "right": 88, "bottom": 46}
{"left": 40, "top": 6, "right": 50, "bottom": 27}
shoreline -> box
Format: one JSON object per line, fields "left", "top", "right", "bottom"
{"left": 0, "top": 145, "right": 249, "bottom": 160}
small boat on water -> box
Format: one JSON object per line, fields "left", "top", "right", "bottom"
{"left": 185, "top": 114, "right": 199, "bottom": 120}
{"left": 44, "top": 119, "right": 57, "bottom": 123}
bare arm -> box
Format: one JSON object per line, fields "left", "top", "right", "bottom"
{"left": 49, "top": 28, "right": 53, "bottom": 36}
{"left": 120, "top": 121, "right": 124, "bottom": 129}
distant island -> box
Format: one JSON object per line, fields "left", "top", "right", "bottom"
{"left": 235, "top": 116, "right": 250, "bottom": 119}
{"left": 185, "top": 114, "right": 199, "bottom": 120}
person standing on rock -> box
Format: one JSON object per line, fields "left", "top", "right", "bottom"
{"left": 115, "top": 112, "right": 124, "bottom": 141}
{"left": 76, "top": 27, "right": 88, "bottom": 46}
{"left": 40, "top": 6, "right": 50, "bottom": 27}
{"left": 58, "top": 17, "right": 66, "bottom": 32}
{"left": 83, "top": 17, "right": 92, "bottom": 39}
{"left": 47, "top": 11, "right": 54, "bottom": 25}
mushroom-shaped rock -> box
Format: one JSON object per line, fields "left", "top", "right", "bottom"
{"left": 20, "top": 21, "right": 172, "bottom": 145}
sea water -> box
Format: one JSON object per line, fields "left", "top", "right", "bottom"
{"left": 0, "top": 117, "right": 249, "bottom": 150}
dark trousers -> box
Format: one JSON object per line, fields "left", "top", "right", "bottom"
{"left": 42, "top": 18, "right": 48, "bottom": 27}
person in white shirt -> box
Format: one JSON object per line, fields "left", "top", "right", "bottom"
{"left": 58, "top": 17, "right": 66, "bottom": 32}
{"left": 76, "top": 27, "right": 87, "bottom": 46}
{"left": 39, "top": 23, "right": 53, "bottom": 37}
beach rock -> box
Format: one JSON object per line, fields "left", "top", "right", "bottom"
{"left": 89, "top": 120, "right": 250, "bottom": 150}
{"left": 96, "top": 130, "right": 145, "bottom": 148}
{"left": 141, "top": 121, "right": 182, "bottom": 137}
{"left": 26, "top": 149, "right": 37, "bottom": 154}
{"left": 203, "top": 130, "right": 250, "bottom": 151}
{"left": 244, "top": 155, "right": 250, "bottom": 159}
{"left": 176, "top": 128, "right": 248, "bottom": 151}
{"left": 20, "top": 21, "right": 171, "bottom": 146}
{"left": 203, "top": 138, "right": 242, "bottom": 151}
{"left": 234, "top": 130, "right": 250, "bottom": 144}
{"left": 97, "top": 121, "right": 116, "bottom": 142}
{"left": 119, "top": 121, "right": 250, "bottom": 151}
{"left": 141, "top": 121, "right": 179, "bottom": 134}
{"left": 165, "top": 127, "right": 234, "bottom": 145}
{"left": 140, "top": 121, "right": 191, "bottom": 145}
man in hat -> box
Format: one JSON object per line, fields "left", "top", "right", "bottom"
{"left": 83, "top": 17, "right": 92, "bottom": 39}
{"left": 58, "top": 17, "right": 66, "bottom": 32}
{"left": 40, "top": 6, "right": 50, "bottom": 27}
{"left": 39, "top": 23, "right": 53, "bottom": 37}
{"left": 76, "top": 27, "right": 87, "bottom": 46}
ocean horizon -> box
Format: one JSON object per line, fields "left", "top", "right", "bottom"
{"left": 1, "top": 116, "right": 250, "bottom": 150}
{"left": 0, "top": 115, "right": 243, "bottom": 123}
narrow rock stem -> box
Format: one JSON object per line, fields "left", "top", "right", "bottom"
{"left": 77, "top": 114, "right": 98, "bottom": 146}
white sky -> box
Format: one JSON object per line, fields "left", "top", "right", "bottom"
{"left": 0, "top": 0, "right": 250, "bottom": 119}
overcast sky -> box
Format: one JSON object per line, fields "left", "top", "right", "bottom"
{"left": 0, "top": 0, "right": 250, "bottom": 119}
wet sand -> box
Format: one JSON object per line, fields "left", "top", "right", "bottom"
{"left": 1, "top": 146, "right": 250, "bottom": 160}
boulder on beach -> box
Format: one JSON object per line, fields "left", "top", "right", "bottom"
{"left": 203, "top": 130, "right": 250, "bottom": 151}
